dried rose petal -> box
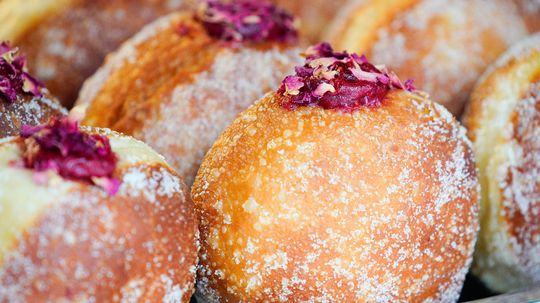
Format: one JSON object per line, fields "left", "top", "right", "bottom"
{"left": 278, "top": 42, "right": 415, "bottom": 111}
{"left": 20, "top": 118, "right": 120, "bottom": 195}
{"left": 92, "top": 177, "right": 121, "bottom": 196}
{"left": 405, "top": 79, "right": 416, "bottom": 91}
{"left": 349, "top": 67, "right": 379, "bottom": 83}
{"left": 194, "top": 0, "right": 298, "bottom": 43}
{"left": 0, "top": 41, "right": 43, "bottom": 103}
{"left": 0, "top": 43, "right": 11, "bottom": 55}
{"left": 283, "top": 75, "right": 304, "bottom": 95}
{"left": 313, "top": 82, "right": 336, "bottom": 97}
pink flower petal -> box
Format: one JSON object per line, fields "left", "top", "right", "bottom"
{"left": 313, "top": 82, "right": 336, "bottom": 97}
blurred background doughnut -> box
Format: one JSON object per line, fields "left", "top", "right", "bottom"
{"left": 76, "top": 0, "right": 302, "bottom": 185}
{"left": 325, "top": 0, "right": 540, "bottom": 116}
{"left": 0, "top": 118, "right": 198, "bottom": 302}
{"left": 464, "top": 34, "right": 540, "bottom": 293}
{"left": 0, "top": 0, "right": 196, "bottom": 108}
{"left": 273, "top": 0, "right": 348, "bottom": 44}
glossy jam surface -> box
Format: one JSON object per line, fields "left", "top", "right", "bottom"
{"left": 278, "top": 43, "right": 414, "bottom": 111}
{"left": 0, "top": 42, "right": 42, "bottom": 103}
{"left": 194, "top": 0, "right": 297, "bottom": 43}
{"left": 20, "top": 118, "right": 119, "bottom": 195}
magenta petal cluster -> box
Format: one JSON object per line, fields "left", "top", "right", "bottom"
{"left": 278, "top": 42, "right": 415, "bottom": 111}
{"left": 195, "top": 0, "right": 298, "bottom": 43}
{"left": 20, "top": 118, "right": 120, "bottom": 195}
{"left": 0, "top": 41, "right": 43, "bottom": 103}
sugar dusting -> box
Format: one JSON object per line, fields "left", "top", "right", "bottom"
{"left": 77, "top": 13, "right": 302, "bottom": 186}
{"left": 0, "top": 135, "right": 197, "bottom": 301}
{"left": 370, "top": 0, "right": 530, "bottom": 113}
{"left": 137, "top": 46, "right": 302, "bottom": 185}
{"left": 193, "top": 91, "right": 479, "bottom": 302}
{"left": 504, "top": 83, "right": 540, "bottom": 214}
{"left": 479, "top": 33, "right": 540, "bottom": 84}
{"left": 466, "top": 34, "right": 540, "bottom": 292}
{"left": 77, "top": 14, "right": 181, "bottom": 107}
{"left": 498, "top": 82, "right": 540, "bottom": 287}
{"left": 17, "top": 0, "right": 193, "bottom": 104}
{"left": 0, "top": 92, "right": 67, "bottom": 138}
{"left": 523, "top": 0, "right": 540, "bottom": 13}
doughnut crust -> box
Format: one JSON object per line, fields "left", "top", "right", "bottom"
{"left": 464, "top": 34, "right": 540, "bottom": 293}
{"left": 325, "top": 0, "right": 537, "bottom": 116}
{"left": 0, "top": 128, "right": 198, "bottom": 302}
{"left": 0, "top": 90, "right": 66, "bottom": 138}
{"left": 192, "top": 90, "right": 479, "bottom": 302}
{"left": 0, "top": 0, "right": 195, "bottom": 107}
{"left": 77, "top": 12, "right": 301, "bottom": 185}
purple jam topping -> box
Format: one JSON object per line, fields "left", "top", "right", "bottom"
{"left": 20, "top": 118, "right": 120, "bottom": 195}
{"left": 194, "top": 0, "right": 298, "bottom": 43}
{"left": 278, "top": 43, "right": 415, "bottom": 111}
{"left": 0, "top": 42, "right": 42, "bottom": 103}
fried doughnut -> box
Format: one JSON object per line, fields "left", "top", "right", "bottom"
{"left": 326, "top": 0, "right": 539, "bottom": 116}
{"left": 77, "top": 0, "right": 302, "bottom": 185}
{"left": 464, "top": 34, "right": 540, "bottom": 293}
{"left": 192, "top": 43, "right": 479, "bottom": 302}
{"left": 0, "top": 118, "right": 198, "bottom": 302}
{"left": 0, "top": 0, "right": 196, "bottom": 107}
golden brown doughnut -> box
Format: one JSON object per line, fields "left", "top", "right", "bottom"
{"left": 325, "top": 0, "right": 539, "bottom": 116}
{"left": 0, "top": 42, "right": 66, "bottom": 138}
{"left": 192, "top": 43, "right": 479, "bottom": 302}
{"left": 0, "top": 0, "right": 196, "bottom": 107}
{"left": 464, "top": 34, "right": 540, "bottom": 293}
{"left": 77, "top": 1, "right": 302, "bottom": 185}
{"left": 0, "top": 118, "right": 198, "bottom": 302}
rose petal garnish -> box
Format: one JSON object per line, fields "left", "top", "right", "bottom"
{"left": 22, "top": 72, "right": 43, "bottom": 96}
{"left": 0, "top": 41, "right": 43, "bottom": 102}
{"left": 313, "top": 82, "right": 336, "bottom": 97}
{"left": 278, "top": 42, "right": 415, "bottom": 111}
{"left": 309, "top": 57, "right": 339, "bottom": 69}
{"left": 20, "top": 118, "right": 120, "bottom": 195}
{"left": 283, "top": 75, "right": 304, "bottom": 96}
{"left": 404, "top": 79, "right": 416, "bottom": 91}
{"left": 194, "top": 0, "right": 298, "bottom": 43}
{"left": 349, "top": 67, "right": 379, "bottom": 83}
{"left": 92, "top": 177, "right": 121, "bottom": 196}
{"left": 0, "top": 43, "right": 12, "bottom": 56}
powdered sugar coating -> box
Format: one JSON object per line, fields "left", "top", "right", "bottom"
{"left": 373, "top": 0, "right": 529, "bottom": 114}
{"left": 503, "top": 84, "right": 540, "bottom": 216}
{"left": 77, "top": 12, "right": 302, "bottom": 186}
{"left": 192, "top": 90, "right": 478, "bottom": 302}
{"left": 330, "top": 0, "right": 535, "bottom": 116}
{"left": 464, "top": 33, "right": 540, "bottom": 292}
{"left": 8, "top": 0, "right": 195, "bottom": 105}
{"left": 0, "top": 91, "right": 67, "bottom": 138}
{"left": 77, "top": 14, "right": 181, "bottom": 108}
{"left": 478, "top": 34, "right": 540, "bottom": 85}
{"left": 0, "top": 129, "right": 198, "bottom": 302}
{"left": 139, "top": 46, "right": 301, "bottom": 185}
